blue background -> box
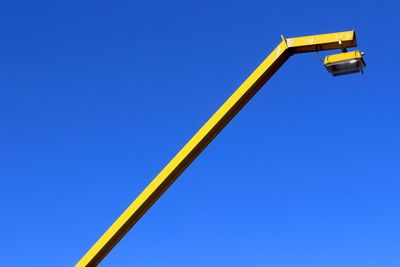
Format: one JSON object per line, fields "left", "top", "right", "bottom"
{"left": 1, "top": 1, "right": 399, "bottom": 266}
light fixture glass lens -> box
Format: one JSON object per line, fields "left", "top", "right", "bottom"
{"left": 325, "top": 58, "right": 365, "bottom": 76}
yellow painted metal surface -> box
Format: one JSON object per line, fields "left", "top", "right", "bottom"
{"left": 76, "top": 39, "right": 290, "bottom": 267}
{"left": 286, "top": 30, "right": 357, "bottom": 53}
{"left": 324, "top": 50, "right": 363, "bottom": 64}
{"left": 76, "top": 30, "right": 359, "bottom": 266}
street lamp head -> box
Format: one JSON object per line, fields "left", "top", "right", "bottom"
{"left": 324, "top": 51, "right": 366, "bottom": 76}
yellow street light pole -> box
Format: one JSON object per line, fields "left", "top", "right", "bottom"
{"left": 76, "top": 30, "right": 364, "bottom": 266}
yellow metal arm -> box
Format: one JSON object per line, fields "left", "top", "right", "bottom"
{"left": 76, "top": 30, "right": 358, "bottom": 266}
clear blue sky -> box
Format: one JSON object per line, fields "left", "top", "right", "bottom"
{"left": 1, "top": 1, "right": 399, "bottom": 266}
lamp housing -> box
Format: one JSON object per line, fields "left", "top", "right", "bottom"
{"left": 324, "top": 51, "right": 366, "bottom": 76}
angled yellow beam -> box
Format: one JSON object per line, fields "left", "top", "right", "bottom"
{"left": 76, "top": 30, "right": 358, "bottom": 267}
{"left": 286, "top": 30, "right": 357, "bottom": 53}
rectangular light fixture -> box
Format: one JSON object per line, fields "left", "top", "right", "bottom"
{"left": 324, "top": 51, "right": 366, "bottom": 76}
